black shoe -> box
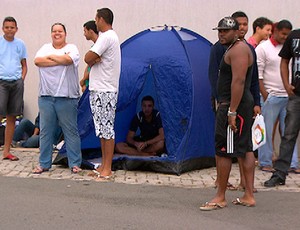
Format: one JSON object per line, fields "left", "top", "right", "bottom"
{"left": 264, "top": 175, "right": 285, "bottom": 187}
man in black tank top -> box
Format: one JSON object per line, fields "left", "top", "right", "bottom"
{"left": 200, "top": 17, "right": 256, "bottom": 211}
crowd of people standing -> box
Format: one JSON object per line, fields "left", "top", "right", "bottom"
{"left": 1, "top": 7, "right": 300, "bottom": 209}
{"left": 0, "top": 8, "right": 120, "bottom": 179}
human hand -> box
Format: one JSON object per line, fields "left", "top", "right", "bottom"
{"left": 228, "top": 116, "right": 237, "bottom": 132}
{"left": 135, "top": 142, "right": 148, "bottom": 151}
{"left": 285, "top": 84, "right": 295, "bottom": 97}
{"left": 253, "top": 105, "right": 261, "bottom": 117}
{"left": 81, "top": 85, "right": 86, "bottom": 93}
{"left": 135, "top": 142, "right": 143, "bottom": 151}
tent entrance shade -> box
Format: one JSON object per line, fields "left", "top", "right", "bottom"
{"left": 53, "top": 25, "right": 215, "bottom": 175}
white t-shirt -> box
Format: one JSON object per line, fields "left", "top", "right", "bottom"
{"left": 89, "top": 30, "right": 121, "bottom": 92}
{"left": 35, "top": 43, "right": 80, "bottom": 98}
{"left": 256, "top": 39, "right": 287, "bottom": 97}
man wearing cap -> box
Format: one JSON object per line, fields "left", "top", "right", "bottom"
{"left": 200, "top": 17, "right": 256, "bottom": 211}
{"left": 209, "top": 11, "right": 260, "bottom": 193}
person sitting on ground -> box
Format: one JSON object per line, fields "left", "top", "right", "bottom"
{"left": 12, "top": 114, "right": 40, "bottom": 148}
{"left": 115, "top": 95, "right": 165, "bottom": 156}
{"left": 12, "top": 113, "right": 63, "bottom": 148}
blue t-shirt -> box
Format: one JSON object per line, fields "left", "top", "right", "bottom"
{"left": 0, "top": 36, "right": 27, "bottom": 81}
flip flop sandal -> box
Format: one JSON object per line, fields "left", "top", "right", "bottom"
{"left": 289, "top": 168, "right": 300, "bottom": 174}
{"left": 71, "top": 166, "right": 82, "bottom": 174}
{"left": 3, "top": 153, "right": 19, "bottom": 161}
{"left": 227, "top": 183, "right": 238, "bottom": 191}
{"left": 232, "top": 198, "right": 255, "bottom": 207}
{"left": 32, "top": 166, "right": 49, "bottom": 174}
{"left": 94, "top": 174, "right": 114, "bottom": 182}
{"left": 199, "top": 202, "right": 227, "bottom": 211}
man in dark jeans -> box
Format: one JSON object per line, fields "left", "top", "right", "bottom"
{"left": 264, "top": 29, "right": 300, "bottom": 187}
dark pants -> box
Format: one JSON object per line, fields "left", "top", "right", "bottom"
{"left": 274, "top": 95, "right": 300, "bottom": 179}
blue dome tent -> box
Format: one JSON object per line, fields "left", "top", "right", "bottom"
{"left": 54, "top": 26, "right": 215, "bottom": 175}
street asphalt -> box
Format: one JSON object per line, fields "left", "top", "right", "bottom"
{"left": 0, "top": 148, "right": 300, "bottom": 230}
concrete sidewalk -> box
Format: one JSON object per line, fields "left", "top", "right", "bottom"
{"left": 1, "top": 148, "right": 299, "bottom": 192}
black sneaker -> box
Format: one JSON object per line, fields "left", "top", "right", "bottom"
{"left": 264, "top": 175, "right": 285, "bottom": 187}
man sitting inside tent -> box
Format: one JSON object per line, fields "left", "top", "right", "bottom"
{"left": 115, "top": 95, "right": 165, "bottom": 156}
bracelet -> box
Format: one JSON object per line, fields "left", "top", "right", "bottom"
{"left": 227, "top": 109, "right": 237, "bottom": 117}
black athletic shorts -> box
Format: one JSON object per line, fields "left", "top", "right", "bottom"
{"left": 215, "top": 103, "right": 253, "bottom": 158}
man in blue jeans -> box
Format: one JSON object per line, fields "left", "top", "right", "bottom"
{"left": 256, "top": 20, "right": 299, "bottom": 173}
{"left": 264, "top": 28, "right": 300, "bottom": 187}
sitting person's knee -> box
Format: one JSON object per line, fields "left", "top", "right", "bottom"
{"left": 115, "top": 142, "right": 127, "bottom": 152}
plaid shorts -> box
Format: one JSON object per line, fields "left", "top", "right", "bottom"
{"left": 89, "top": 91, "right": 117, "bottom": 139}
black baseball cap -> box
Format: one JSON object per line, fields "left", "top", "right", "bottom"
{"left": 213, "top": 17, "right": 239, "bottom": 30}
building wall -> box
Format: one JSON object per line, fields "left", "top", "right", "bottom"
{"left": 1, "top": 0, "right": 299, "bottom": 120}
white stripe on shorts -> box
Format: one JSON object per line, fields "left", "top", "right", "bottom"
{"left": 227, "top": 125, "right": 234, "bottom": 154}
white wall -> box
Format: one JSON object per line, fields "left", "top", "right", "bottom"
{"left": 1, "top": 0, "right": 299, "bottom": 121}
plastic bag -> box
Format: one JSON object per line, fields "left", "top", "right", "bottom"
{"left": 252, "top": 114, "right": 266, "bottom": 151}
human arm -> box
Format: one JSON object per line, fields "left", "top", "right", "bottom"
{"left": 21, "top": 59, "right": 27, "bottom": 80}
{"left": 47, "top": 53, "right": 73, "bottom": 65}
{"left": 280, "top": 58, "right": 294, "bottom": 96}
{"left": 251, "top": 66, "right": 262, "bottom": 116}
{"left": 208, "top": 45, "right": 220, "bottom": 100}
{"left": 33, "top": 127, "right": 40, "bottom": 136}
{"left": 126, "top": 130, "right": 145, "bottom": 151}
{"left": 80, "top": 65, "right": 90, "bottom": 92}
{"left": 84, "top": 51, "right": 101, "bottom": 67}
{"left": 34, "top": 114, "right": 40, "bottom": 136}
{"left": 143, "top": 128, "right": 164, "bottom": 148}
{"left": 250, "top": 46, "right": 261, "bottom": 116}
{"left": 255, "top": 45, "right": 268, "bottom": 101}
{"left": 34, "top": 53, "right": 73, "bottom": 67}
{"left": 228, "top": 43, "right": 249, "bottom": 131}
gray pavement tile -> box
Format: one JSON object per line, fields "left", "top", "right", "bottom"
{"left": 0, "top": 147, "right": 299, "bottom": 192}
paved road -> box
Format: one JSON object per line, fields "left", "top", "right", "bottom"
{"left": 0, "top": 176, "right": 300, "bottom": 230}
{"left": 0, "top": 148, "right": 300, "bottom": 229}
{"left": 1, "top": 149, "right": 299, "bottom": 192}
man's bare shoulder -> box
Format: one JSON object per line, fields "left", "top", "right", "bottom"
{"left": 233, "top": 40, "right": 249, "bottom": 50}
{"left": 228, "top": 40, "right": 251, "bottom": 57}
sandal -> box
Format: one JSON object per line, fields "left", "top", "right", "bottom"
{"left": 32, "top": 166, "right": 49, "bottom": 174}
{"left": 94, "top": 174, "right": 114, "bottom": 182}
{"left": 200, "top": 202, "right": 227, "bottom": 211}
{"left": 232, "top": 197, "right": 255, "bottom": 207}
{"left": 288, "top": 168, "right": 300, "bottom": 174}
{"left": 259, "top": 166, "right": 275, "bottom": 173}
{"left": 227, "top": 183, "right": 237, "bottom": 191}
{"left": 3, "top": 153, "right": 19, "bottom": 161}
{"left": 71, "top": 166, "right": 82, "bottom": 174}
